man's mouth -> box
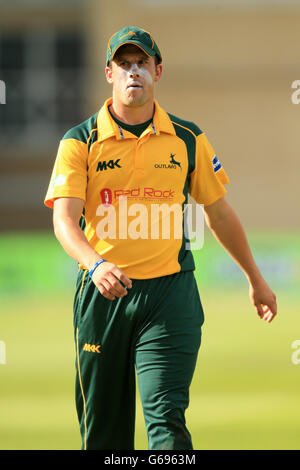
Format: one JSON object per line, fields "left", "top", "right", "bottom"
{"left": 127, "top": 83, "right": 142, "bottom": 89}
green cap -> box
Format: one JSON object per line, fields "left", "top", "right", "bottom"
{"left": 106, "top": 26, "right": 162, "bottom": 66}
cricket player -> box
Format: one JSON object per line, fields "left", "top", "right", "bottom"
{"left": 44, "top": 26, "right": 277, "bottom": 450}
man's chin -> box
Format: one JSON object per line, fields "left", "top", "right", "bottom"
{"left": 124, "top": 95, "right": 148, "bottom": 108}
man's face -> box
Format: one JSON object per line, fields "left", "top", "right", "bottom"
{"left": 105, "top": 44, "right": 162, "bottom": 108}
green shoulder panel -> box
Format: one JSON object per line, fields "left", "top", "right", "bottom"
{"left": 62, "top": 111, "right": 98, "bottom": 144}
{"left": 61, "top": 114, "right": 98, "bottom": 233}
{"left": 167, "top": 113, "right": 202, "bottom": 174}
{"left": 168, "top": 113, "right": 203, "bottom": 137}
{"left": 167, "top": 113, "right": 203, "bottom": 272}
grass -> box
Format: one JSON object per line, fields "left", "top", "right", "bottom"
{"left": 0, "top": 287, "right": 299, "bottom": 450}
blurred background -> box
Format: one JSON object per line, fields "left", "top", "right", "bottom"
{"left": 0, "top": 0, "right": 299, "bottom": 450}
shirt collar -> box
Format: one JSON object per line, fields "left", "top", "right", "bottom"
{"left": 96, "top": 97, "right": 176, "bottom": 142}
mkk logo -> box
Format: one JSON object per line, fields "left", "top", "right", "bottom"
{"left": 97, "top": 159, "right": 121, "bottom": 171}
{"left": 83, "top": 343, "right": 101, "bottom": 354}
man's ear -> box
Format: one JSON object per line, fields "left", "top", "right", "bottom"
{"left": 105, "top": 65, "right": 113, "bottom": 84}
{"left": 154, "top": 63, "right": 163, "bottom": 83}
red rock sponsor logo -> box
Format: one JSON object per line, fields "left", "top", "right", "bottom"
{"left": 113, "top": 187, "right": 175, "bottom": 200}
{"left": 100, "top": 188, "right": 113, "bottom": 206}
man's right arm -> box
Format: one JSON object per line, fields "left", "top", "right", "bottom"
{"left": 53, "top": 197, "right": 132, "bottom": 300}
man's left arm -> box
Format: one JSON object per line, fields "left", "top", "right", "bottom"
{"left": 204, "top": 196, "right": 277, "bottom": 323}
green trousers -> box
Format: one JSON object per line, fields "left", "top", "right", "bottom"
{"left": 73, "top": 269, "right": 204, "bottom": 450}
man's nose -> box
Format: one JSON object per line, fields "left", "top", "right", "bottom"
{"left": 129, "top": 64, "right": 139, "bottom": 76}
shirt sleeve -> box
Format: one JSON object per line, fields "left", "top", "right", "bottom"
{"left": 189, "top": 133, "right": 229, "bottom": 206}
{"left": 44, "top": 138, "right": 88, "bottom": 209}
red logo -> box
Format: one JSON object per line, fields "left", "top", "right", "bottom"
{"left": 114, "top": 188, "right": 175, "bottom": 199}
{"left": 100, "top": 188, "right": 112, "bottom": 206}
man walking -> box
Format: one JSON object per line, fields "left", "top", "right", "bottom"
{"left": 44, "top": 26, "right": 277, "bottom": 450}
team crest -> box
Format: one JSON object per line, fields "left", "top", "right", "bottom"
{"left": 154, "top": 153, "right": 182, "bottom": 171}
{"left": 212, "top": 155, "right": 222, "bottom": 173}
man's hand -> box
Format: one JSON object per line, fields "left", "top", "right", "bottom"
{"left": 248, "top": 276, "right": 277, "bottom": 323}
{"left": 204, "top": 197, "right": 278, "bottom": 324}
{"left": 91, "top": 261, "right": 132, "bottom": 301}
{"left": 53, "top": 197, "right": 132, "bottom": 301}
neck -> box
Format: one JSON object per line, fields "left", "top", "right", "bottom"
{"left": 109, "top": 97, "right": 155, "bottom": 125}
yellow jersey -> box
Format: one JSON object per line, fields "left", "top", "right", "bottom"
{"left": 45, "top": 98, "right": 229, "bottom": 279}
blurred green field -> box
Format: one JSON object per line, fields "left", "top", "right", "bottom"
{"left": 1, "top": 290, "right": 299, "bottom": 450}
{"left": 0, "top": 231, "right": 299, "bottom": 450}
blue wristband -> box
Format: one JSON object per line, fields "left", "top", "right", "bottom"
{"left": 89, "top": 259, "right": 107, "bottom": 278}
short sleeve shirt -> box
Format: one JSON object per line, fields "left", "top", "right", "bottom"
{"left": 45, "top": 98, "right": 229, "bottom": 279}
